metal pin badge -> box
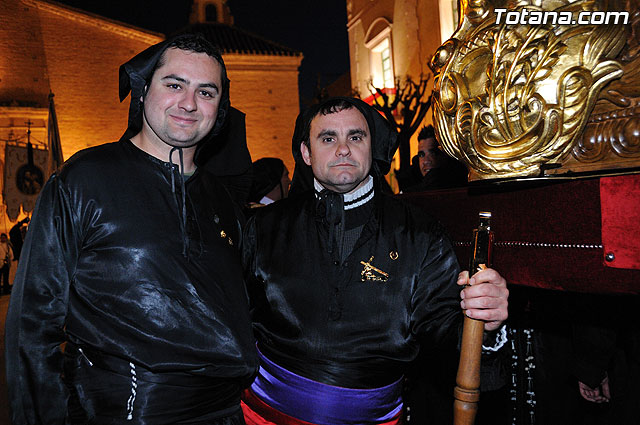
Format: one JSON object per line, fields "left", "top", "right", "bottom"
{"left": 360, "top": 256, "right": 389, "bottom": 282}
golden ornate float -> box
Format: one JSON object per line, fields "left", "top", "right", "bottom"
{"left": 431, "top": 0, "right": 639, "bottom": 180}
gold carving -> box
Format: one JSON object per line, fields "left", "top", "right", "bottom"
{"left": 564, "top": 1, "right": 640, "bottom": 173}
{"left": 431, "top": 0, "right": 631, "bottom": 180}
{"left": 575, "top": 107, "right": 640, "bottom": 161}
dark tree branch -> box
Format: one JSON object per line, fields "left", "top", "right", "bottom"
{"left": 364, "top": 74, "right": 433, "bottom": 191}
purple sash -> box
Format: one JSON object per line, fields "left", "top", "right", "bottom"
{"left": 250, "top": 348, "right": 403, "bottom": 425}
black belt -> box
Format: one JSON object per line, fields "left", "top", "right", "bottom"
{"left": 64, "top": 342, "right": 244, "bottom": 424}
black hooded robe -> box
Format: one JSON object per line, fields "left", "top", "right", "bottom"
{"left": 240, "top": 98, "right": 459, "bottom": 424}
{"left": 241, "top": 98, "right": 505, "bottom": 423}
{"left": 4, "top": 34, "right": 257, "bottom": 425}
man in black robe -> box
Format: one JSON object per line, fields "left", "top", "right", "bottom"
{"left": 247, "top": 158, "right": 291, "bottom": 206}
{"left": 241, "top": 97, "right": 508, "bottom": 424}
{"left": 5, "top": 34, "right": 257, "bottom": 425}
{"left": 9, "top": 216, "right": 29, "bottom": 262}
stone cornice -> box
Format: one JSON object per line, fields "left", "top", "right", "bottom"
{"left": 223, "top": 54, "right": 303, "bottom": 71}
{"left": 23, "top": 0, "right": 164, "bottom": 44}
{"left": 347, "top": 7, "right": 366, "bottom": 29}
{"left": 0, "top": 106, "right": 48, "bottom": 120}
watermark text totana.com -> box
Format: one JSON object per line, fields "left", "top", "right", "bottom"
{"left": 494, "top": 8, "right": 629, "bottom": 25}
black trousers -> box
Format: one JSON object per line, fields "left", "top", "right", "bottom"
{"left": 1, "top": 263, "right": 10, "bottom": 293}
{"left": 64, "top": 343, "right": 247, "bottom": 425}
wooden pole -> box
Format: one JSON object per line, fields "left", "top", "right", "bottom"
{"left": 453, "top": 212, "right": 493, "bottom": 425}
{"left": 453, "top": 315, "right": 484, "bottom": 424}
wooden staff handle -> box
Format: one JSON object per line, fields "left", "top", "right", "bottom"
{"left": 453, "top": 315, "right": 484, "bottom": 425}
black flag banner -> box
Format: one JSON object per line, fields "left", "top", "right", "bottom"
{"left": 3, "top": 142, "right": 48, "bottom": 221}
{"left": 1, "top": 93, "right": 64, "bottom": 221}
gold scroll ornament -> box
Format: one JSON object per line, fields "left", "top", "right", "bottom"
{"left": 431, "top": 0, "right": 640, "bottom": 180}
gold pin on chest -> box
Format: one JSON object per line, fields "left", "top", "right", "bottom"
{"left": 360, "top": 256, "right": 389, "bottom": 282}
{"left": 219, "top": 230, "right": 233, "bottom": 245}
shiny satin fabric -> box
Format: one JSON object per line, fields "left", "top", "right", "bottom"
{"left": 241, "top": 392, "right": 403, "bottom": 425}
{"left": 243, "top": 189, "right": 463, "bottom": 390}
{"left": 5, "top": 140, "right": 258, "bottom": 424}
{"left": 249, "top": 348, "right": 403, "bottom": 424}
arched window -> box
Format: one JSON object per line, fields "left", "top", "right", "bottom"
{"left": 365, "top": 19, "right": 394, "bottom": 88}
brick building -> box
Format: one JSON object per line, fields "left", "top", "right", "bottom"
{"left": 346, "top": 0, "right": 456, "bottom": 94}
{"left": 0, "top": 0, "right": 163, "bottom": 228}
{"left": 185, "top": 0, "right": 302, "bottom": 173}
{"left": 345, "top": 0, "right": 457, "bottom": 181}
{"left": 0, "top": 0, "right": 301, "bottom": 227}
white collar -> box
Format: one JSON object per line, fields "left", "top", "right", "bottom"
{"left": 313, "top": 176, "right": 374, "bottom": 210}
{"left": 259, "top": 196, "right": 275, "bottom": 205}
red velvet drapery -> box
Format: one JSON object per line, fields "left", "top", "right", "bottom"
{"left": 400, "top": 174, "right": 640, "bottom": 294}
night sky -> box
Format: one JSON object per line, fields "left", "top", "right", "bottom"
{"left": 55, "top": 0, "right": 350, "bottom": 106}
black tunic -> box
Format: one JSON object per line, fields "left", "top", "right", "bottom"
{"left": 242, "top": 190, "right": 462, "bottom": 389}
{"left": 5, "top": 140, "right": 258, "bottom": 424}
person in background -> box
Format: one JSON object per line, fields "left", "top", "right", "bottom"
{"left": 0, "top": 232, "right": 14, "bottom": 295}
{"left": 570, "top": 294, "right": 639, "bottom": 424}
{"left": 404, "top": 125, "right": 468, "bottom": 192}
{"left": 9, "top": 217, "right": 29, "bottom": 262}
{"left": 247, "top": 157, "right": 291, "bottom": 208}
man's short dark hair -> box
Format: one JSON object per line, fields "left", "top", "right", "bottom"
{"left": 301, "top": 98, "right": 355, "bottom": 151}
{"left": 418, "top": 125, "right": 436, "bottom": 142}
{"left": 149, "top": 34, "right": 227, "bottom": 92}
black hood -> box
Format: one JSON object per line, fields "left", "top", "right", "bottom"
{"left": 248, "top": 157, "right": 285, "bottom": 203}
{"left": 118, "top": 33, "right": 250, "bottom": 177}
{"left": 290, "top": 97, "right": 399, "bottom": 195}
